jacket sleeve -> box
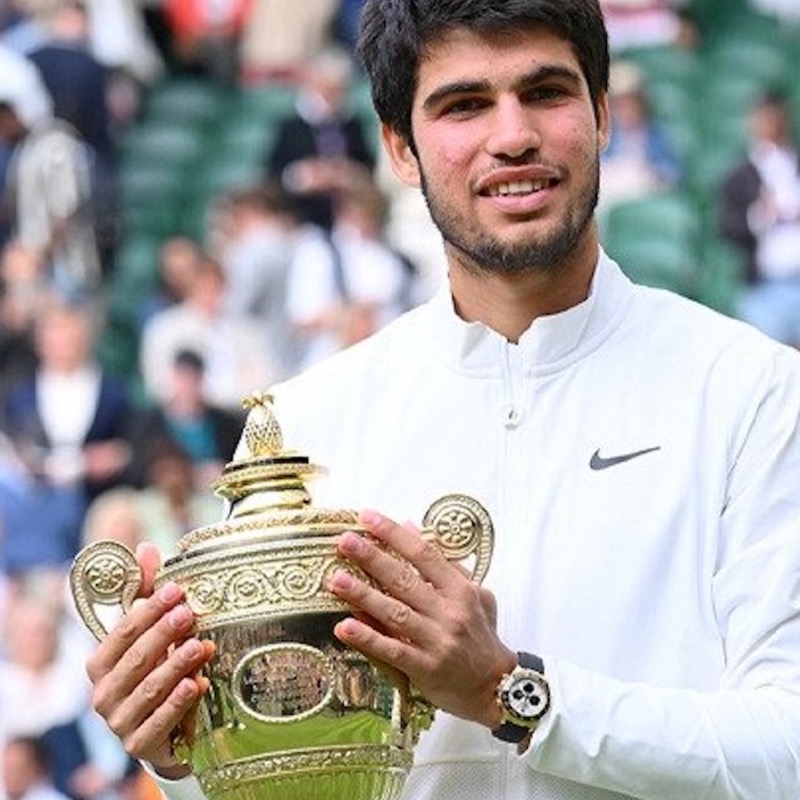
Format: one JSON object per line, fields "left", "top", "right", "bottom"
{"left": 524, "top": 347, "right": 800, "bottom": 799}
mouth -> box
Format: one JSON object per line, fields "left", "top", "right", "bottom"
{"left": 484, "top": 179, "right": 556, "bottom": 197}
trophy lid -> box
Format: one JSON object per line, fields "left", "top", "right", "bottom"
{"left": 175, "top": 392, "right": 359, "bottom": 554}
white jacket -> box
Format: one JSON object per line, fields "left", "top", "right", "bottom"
{"left": 159, "top": 251, "right": 800, "bottom": 799}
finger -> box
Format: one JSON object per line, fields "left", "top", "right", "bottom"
{"left": 336, "top": 530, "right": 436, "bottom": 614}
{"left": 122, "top": 676, "right": 200, "bottom": 764}
{"left": 333, "top": 615, "right": 422, "bottom": 678}
{"left": 87, "top": 583, "right": 190, "bottom": 686}
{"left": 359, "top": 509, "right": 456, "bottom": 590}
{"left": 328, "top": 566, "right": 434, "bottom": 648}
{"left": 109, "top": 638, "right": 214, "bottom": 748}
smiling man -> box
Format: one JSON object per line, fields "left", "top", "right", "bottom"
{"left": 83, "top": 2, "right": 800, "bottom": 799}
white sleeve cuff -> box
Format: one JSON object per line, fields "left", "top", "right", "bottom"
{"left": 141, "top": 764, "right": 207, "bottom": 800}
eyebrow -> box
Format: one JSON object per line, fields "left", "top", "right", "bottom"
{"left": 421, "top": 64, "right": 584, "bottom": 113}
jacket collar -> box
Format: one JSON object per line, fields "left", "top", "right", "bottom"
{"left": 426, "top": 249, "right": 634, "bottom": 374}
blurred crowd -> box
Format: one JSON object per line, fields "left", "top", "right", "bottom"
{"left": 1, "top": 1, "right": 800, "bottom": 800}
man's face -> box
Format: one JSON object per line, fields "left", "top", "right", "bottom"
{"left": 383, "top": 27, "right": 609, "bottom": 276}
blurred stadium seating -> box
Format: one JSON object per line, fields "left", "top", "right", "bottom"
{"left": 100, "top": 0, "right": 800, "bottom": 376}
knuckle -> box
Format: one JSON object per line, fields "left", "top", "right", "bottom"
{"left": 391, "top": 567, "right": 419, "bottom": 594}
{"left": 410, "top": 538, "right": 440, "bottom": 566}
{"left": 387, "top": 600, "right": 411, "bottom": 628}
{"left": 139, "top": 675, "right": 162, "bottom": 704}
{"left": 122, "top": 730, "right": 149, "bottom": 760}
{"left": 91, "top": 686, "right": 111, "bottom": 718}
{"left": 444, "top": 605, "right": 472, "bottom": 637}
{"left": 115, "top": 617, "right": 139, "bottom": 644}
{"left": 126, "top": 644, "right": 149, "bottom": 672}
{"left": 105, "top": 708, "right": 127, "bottom": 740}
{"left": 85, "top": 653, "right": 102, "bottom": 682}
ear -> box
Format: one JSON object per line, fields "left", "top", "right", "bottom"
{"left": 596, "top": 90, "right": 611, "bottom": 153}
{"left": 381, "top": 123, "right": 421, "bottom": 188}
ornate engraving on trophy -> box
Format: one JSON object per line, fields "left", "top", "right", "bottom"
{"left": 233, "top": 644, "right": 334, "bottom": 722}
{"left": 422, "top": 494, "right": 494, "bottom": 584}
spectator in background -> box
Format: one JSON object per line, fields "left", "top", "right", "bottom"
{"left": 0, "top": 595, "right": 132, "bottom": 800}
{"left": 134, "top": 438, "right": 220, "bottom": 557}
{"left": 3, "top": 736, "right": 71, "bottom": 800}
{"left": 80, "top": 487, "right": 143, "bottom": 554}
{"left": 138, "top": 254, "right": 273, "bottom": 411}
{"left": 0, "top": 297, "right": 134, "bottom": 580}
{"left": 265, "top": 45, "right": 376, "bottom": 231}
{"left": 135, "top": 235, "right": 203, "bottom": 334}
{"left": 718, "top": 90, "right": 800, "bottom": 348}
{"left": 162, "top": 0, "right": 250, "bottom": 83}
{"left": 0, "top": 240, "right": 43, "bottom": 398}
{"left": 213, "top": 184, "right": 300, "bottom": 379}
{"left": 600, "top": 0, "right": 692, "bottom": 53}
{"left": 26, "top": 0, "right": 119, "bottom": 272}
{"left": 0, "top": 43, "right": 51, "bottom": 249}
{"left": 599, "top": 59, "right": 682, "bottom": 213}
{"left": 0, "top": 51, "right": 100, "bottom": 299}
{"left": 27, "top": 1, "right": 113, "bottom": 174}
{"left": 129, "top": 349, "right": 243, "bottom": 490}
{"left": 238, "top": 0, "right": 337, "bottom": 82}
{"left": 81, "top": 0, "right": 164, "bottom": 126}
{"left": 287, "top": 178, "right": 416, "bottom": 369}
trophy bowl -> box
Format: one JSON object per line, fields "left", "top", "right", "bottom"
{"left": 70, "top": 393, "right": 494, "bottom": 800}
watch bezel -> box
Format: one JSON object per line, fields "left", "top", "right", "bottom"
{"left": 492, "top": 652, "right": 550, "bottom": 743}
{"left": 498, "top": 668, "right": 550, "bottom": 725}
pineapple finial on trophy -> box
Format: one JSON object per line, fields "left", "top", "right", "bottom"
{"left": 240, "top": 391, "right": 284, "bottom": 458}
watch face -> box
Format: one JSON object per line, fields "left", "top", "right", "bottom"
{"left": 503, "top": 672, "right": 549, "bottom": 721}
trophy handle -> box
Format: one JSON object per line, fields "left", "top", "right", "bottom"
{"left": 421, "top": 494, "right": 494, "bottom": 585}
{"left": 69, "top": 541, "right": 143, "bottom": 642}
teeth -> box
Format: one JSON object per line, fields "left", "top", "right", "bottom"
{"left": 489, "top": 180, "right": 547, "bottom": 197}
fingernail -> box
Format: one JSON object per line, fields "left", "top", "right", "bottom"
{"left": 359, "top": 509, "right": 382, "bottom": 527}
{"left": 339, "top": 532, "right": 364, "bottom": 555}
{"left": 159, "top": 583, "right": 182, "bottom": 603}
{"left": 329, "top": 570, "right": 354, "bottom": 591}
{"left": 181, "top": 639, "right": 202, "bottom": 658}
{"left": 167, "top": 605, "right": 191, "bottom": 629}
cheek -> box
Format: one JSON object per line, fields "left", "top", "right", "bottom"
{"left": 418, "top": 129, "right": 475, "bottom": 182}
{"left": 548, "top": 107, "right": 601, "bottom": 154}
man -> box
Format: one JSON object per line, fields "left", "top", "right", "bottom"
{"left": 84, "top": 2, "right": 800, "bottom": 799}
{"left": 0, "top": 44, "right": 100, "bottom": 298}
{"left": 213, "top": 184, "right": 301, "bottom": 379}
{"left": 2, "top": 737, "right": 72, "bottom": 800}
{"left": 1, "top": 297, "right": 134, "bottom": 577}
{"left": 264, "top": 45, "right": 377, "bottom": 230}
{"left": 0, "top": 44, "right": 52, "bottom": 250}
{"left": 718, "top": 90, "right": 800, "bottom": 348}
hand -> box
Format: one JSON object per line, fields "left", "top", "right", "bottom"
{"left": 85, "top": 543, "right": 215, "bottom": 778}
{"left": 328, "top": 510, "right": 517, "bottom": 730}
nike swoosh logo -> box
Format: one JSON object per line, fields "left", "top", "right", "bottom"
{"left": 590, "top": 446, "right": 662, "bottom": 470}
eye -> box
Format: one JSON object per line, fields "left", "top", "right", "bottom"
{"left": 526, "top": 85, "right": 568, "bottom": 103}
{"left": 441, "top": 97, "right": 488, "bottom": 116}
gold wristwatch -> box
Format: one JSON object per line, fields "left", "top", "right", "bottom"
{"left": 492, "top": 652, "right": 550, "bottom": 743}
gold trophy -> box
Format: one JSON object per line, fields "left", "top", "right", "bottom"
{"left": 70, "top": 393, "right": 494, "bottom": 800}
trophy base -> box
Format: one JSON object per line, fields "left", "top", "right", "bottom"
{"left": 197, "top": 744, "right": 412, "bottom": 800}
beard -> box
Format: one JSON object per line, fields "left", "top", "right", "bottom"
{"left": 419, "top": 155, "right": 600, "bottom": 276}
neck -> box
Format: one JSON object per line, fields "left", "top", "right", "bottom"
{"left": 446, "top": 238, "right": 599, "bottom": 343}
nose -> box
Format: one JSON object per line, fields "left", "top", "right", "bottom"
{"left": 485, "top": 97, "right": 541, "bottom": 159}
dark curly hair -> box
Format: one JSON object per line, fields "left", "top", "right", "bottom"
{"left": 357, "top": 0, "right": 609, "bottom": 147}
